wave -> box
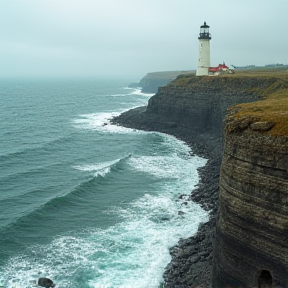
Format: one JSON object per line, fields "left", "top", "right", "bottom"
{"left": 129, "top": 155, "right": 183, "bottom": 179}
{"left": 110, "top": 93, "right": 129, "bottom": 97}
{"left": 72, "top": 85, "right": 154, "bottom": 133}
{"left": 0, "top": 162, "right": 63, "bottom": 201}
{"left": 130, "top": 88, "right": 155, "bottom": 97}
{"left": 72, "top": 110, "right": 142, "bottom": 133}
{"left": 73, "top": 165, "right": 111, "bottom": 178}
{"left": 0, "top": 135, "right": 73, "bottom": 163}
{"left": 72, "top": 155, "right": 131, "bottom": 177}
{"left": 0, "top": 176, "right": 208, "bottom": 288}
{"left": 122, "top": 86, "right": 136, "bottom": 90}
{"left": 104, "top": 87, "right": 154, "bottom": 98}
{"left": 108, "top": 87, "right": 155, "bottom": 107}
{"left": 0, "top": 133, "right": 209, "bottom": 288}
{"left": 0, "top": 155, "right": 133, "bottom": 232}
{"left": 128, "top": 133, "right": 206, "bottom": 181}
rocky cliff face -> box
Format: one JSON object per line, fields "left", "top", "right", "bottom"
{"left": 146, "top": 76, "right": 275, "bottom": 137}
{"left": 113, "top": 74, "right": 288, "bottom": 288}
{"left": 213, "top": 103, "right": 288, "bottom": 288}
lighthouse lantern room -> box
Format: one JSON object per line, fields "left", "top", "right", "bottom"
{"left": 196, "top": 21, "right": 211, "bottom": 76}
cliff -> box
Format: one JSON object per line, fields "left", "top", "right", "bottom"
{"left": 113, "top": 72, "right": 288, "bottom": 288}
{"left": 129, "top": 71, "right": 194, "bottom": 93}
{"left": 146, "top": 75, "right": 269, "bottom": 135}
{"left": 213, "top": 98, "right": 288, "bottom": 288}
{"left": 120, "top": 75, "right": 282, "bottom": 157}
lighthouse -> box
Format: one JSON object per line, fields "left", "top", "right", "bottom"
{"left": 196, "top": 21, "right": 211, "bottom": 76}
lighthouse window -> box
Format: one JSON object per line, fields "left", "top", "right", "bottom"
{"left": 201, "top": 44, "right": 203, "bottom": 47}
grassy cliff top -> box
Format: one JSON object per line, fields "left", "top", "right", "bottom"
{"left": 228, "top": 65, "right": 288, "bottom": 77}
{"left": 173, "top": 67, "right": 288, "bottom": 136}
{"left": 233, "top": 96, "right": 288, "bottom": 137}
{"left": 227, "top": 69, "right": 288, "bottom": 136}
{"left": 173, "top": 66, "right": 288, "bottom": 88}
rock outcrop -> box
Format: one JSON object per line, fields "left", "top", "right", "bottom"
{"left": 213, "top": 102, "right": 288, "bottom": 288}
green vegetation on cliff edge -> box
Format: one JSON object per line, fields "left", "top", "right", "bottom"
{"left": 232, "top": 70, "right": 288, "bottom": 137}
{"left": 172, "top": 68, "right": 288, "bottom": 136}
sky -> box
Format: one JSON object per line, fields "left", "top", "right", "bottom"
{"left": 1, "top": 0, "right": 288, "bottom": 79}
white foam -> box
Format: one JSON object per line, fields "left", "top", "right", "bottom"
{"left": 0, "top": 122, "right": 209, "bottom": 288}
{"left": 0, "top": 173, "right": 208, "bottom": 288}
{"left": 0, "top": 144, "right": 208, "bottom": 287}
{"left": 110, "top": 93, "right": 130, "bottom": 97}
{"left": 72, "top": 85, "right": 154, "bottom": 133}
{"left": 74, "top": 165, "right": 111, "bottom": 177}
{"left": 131, "top": 88, "right": 155, "bottom": 97}
{"left": 156, "top": 132, "right": 193, "bottom": 156}
{"left": 73, "top": 159, "right": 122, "bottom": 177}
{"left": 129, "top": 154, "right": 198, "bottom": 180}
{"left": 72, "top": 111, "right": 136, "bottom": 133}
{"left": 73, "top": 160, "right": 117, "bottom": 172}
{"left": 122, "top": 86, "right": 135, "bottom": 90}
{"left": 88, "top": 192, "right": 207, "bottom": 288}
{"left": 128, "top": 133, "right": 206, "bottom": 190}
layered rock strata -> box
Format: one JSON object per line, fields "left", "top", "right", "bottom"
{"left": 113, "top": 74, "right": 288, "bottom": 288}
{"left": 145, "top": 76, "right": 287, "bottom": 136}
{"left": 213, "top": 106, "right": 288, "bottom": 288}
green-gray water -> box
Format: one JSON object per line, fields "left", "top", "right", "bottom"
{"left": 0, "top": 79, "right": 207, "bottom": 288}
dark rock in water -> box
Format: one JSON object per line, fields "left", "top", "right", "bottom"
{"left": 38, "top": 278, "right": 55, "bottom": 288}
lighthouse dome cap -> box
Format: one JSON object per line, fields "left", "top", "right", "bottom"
{"left": 201, "top": 21, "right": 210, "bottom": 28}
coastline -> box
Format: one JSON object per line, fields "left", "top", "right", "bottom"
{"left": 112, "top": 106, "right": 222, "bottom": 287}
{"left": 114, "top": 70, "right": 288, "bottom": 287}
{"left": 163, "top": 157, "right": 220, "bottom": 288}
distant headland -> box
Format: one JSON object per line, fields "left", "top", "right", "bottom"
{"left": 130, "top": 65, "right": 288, "bottom": 94}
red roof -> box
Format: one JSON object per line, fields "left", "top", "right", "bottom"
{"left": 218, "top": 63, "right": 229, "bottom": 69}
{"left": 209, "top": 63, "right": 229, "bottom": 72}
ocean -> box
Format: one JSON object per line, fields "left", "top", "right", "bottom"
{"left": 0, "top": 78, "right": 208, "bottom": 288}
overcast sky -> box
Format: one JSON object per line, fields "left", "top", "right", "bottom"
{"left": 1, "top": 0, "right": 288, "bottom": 79}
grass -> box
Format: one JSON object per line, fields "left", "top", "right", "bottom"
{"left": 225, "top": 65, "right": 288, "bottom": 78}
{"left": 173, "top": 66, "right": 288, "bottom": 136}
{"left": 231, "top": 69, "right": 288, "bottom": 136}
{"left": 233, "top": 98, "right": 288, "bottom": 136}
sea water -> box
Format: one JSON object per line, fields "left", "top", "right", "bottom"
{"left": 0, "top": 78, "right": 208, "bottom": 288}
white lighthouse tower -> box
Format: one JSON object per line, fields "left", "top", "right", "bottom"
{"left": 196, "top": 21, "right": 211, "bottom": 76}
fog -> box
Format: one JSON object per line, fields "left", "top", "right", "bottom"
{"left": 1, "top": 0, "right": 287, "bottom": 79}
